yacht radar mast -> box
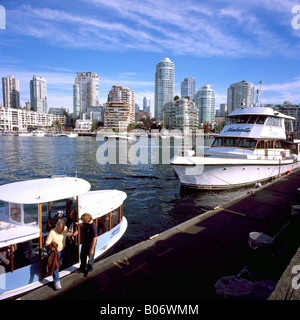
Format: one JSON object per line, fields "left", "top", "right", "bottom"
{"left": 255, "top": 81, "right": 264, "bottom": 107}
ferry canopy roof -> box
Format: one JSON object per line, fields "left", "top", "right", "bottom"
{"left": 0, "top": 177, "right": 91, "bottom": 204}
{"left": 228, "top": 107, "right": 295, "bottom": 120}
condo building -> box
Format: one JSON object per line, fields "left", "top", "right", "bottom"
{"left": 73, "top": 72, "right": 99, "bottom": 117}
{"left": 30, "top": 75, "right": 48, "bottom": 114}
{"left": 155, "top": 57, "right": 175, "bottom": 121}
{"left": 181, "top": 77, "right": 196, "bottom": 100}
{"left": 195, "top": 85, "right": 215, "bottom": 126}
{"left": 2, "top": 76, "right": 20, "bottom": 109}
{"left": 143, "top": 97, "right": 151, "bottom": 115}
{"left": 163, "top": 98, "right": 199, "bottom": 131}
{"left": 0, "top": 106, "right": 68, "bottom": 132}
{"left": 104, "top": 85, "right": 135, "bottom": 130}
{"left": 227, "top": 80, "right": 254, "bottom": 113}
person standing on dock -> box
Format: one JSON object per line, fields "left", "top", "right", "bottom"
{"left": 45, "top": 219, "right": 76, "bottom": 290}
{"left": 75, "top": 213, "right": 97, "bottom": 277}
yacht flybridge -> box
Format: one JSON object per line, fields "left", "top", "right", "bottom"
{"left": 0, "top": 176, "right": 127, "bottom": 299}
{"left": 171, "top": 97, "right": 300, "bottom": 190}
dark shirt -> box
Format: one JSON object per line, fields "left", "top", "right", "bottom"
{"left": 82, "top": 222, "right": 97, "bottom": 247}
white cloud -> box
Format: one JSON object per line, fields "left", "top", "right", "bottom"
{"left": 6, "top": 1, "right": 299, "bottom": 58}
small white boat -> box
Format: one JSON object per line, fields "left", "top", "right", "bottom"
{"left": 18, "top": 132, "right": 34, "bottom": 137}
{"left": 104, "top": 132, "right": 136, "bottom": 141}
{"left": 66, "top": 132, "right": 78, "bottom": 138}
{"left": 0, "top": 175, "right": 127, "bottom": 300}
{"left": 32, "top": 130, "right": 46, "bottom": 137}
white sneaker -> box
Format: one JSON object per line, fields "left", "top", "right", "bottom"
{"left": 54, "top": 281, "right": 62, "bottom": 290}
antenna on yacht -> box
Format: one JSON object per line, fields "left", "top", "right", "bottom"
{"left": 255, "top": 81, "right": 264, "bottom": 107}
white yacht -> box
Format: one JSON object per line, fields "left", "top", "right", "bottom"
{"left": 18, "top": 132, "right": 34, "bottom": 137}
{"left": 170, "top": 104, "right": 300, "bottom": 190}
{"left": 0, "top": 176, "right": 127, "bottom": 299}
{"left": 104, "top": 132, "right": 136, "bottom": 141}
{"left": 32, "top": 130, "right": 46, "bottom": 137}
{"left": 66, "top": 132, "right": 78, "bottom": 138}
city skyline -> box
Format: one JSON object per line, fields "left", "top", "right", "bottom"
{"left": 1, "top": 0, "right": 300, "bottom": 115}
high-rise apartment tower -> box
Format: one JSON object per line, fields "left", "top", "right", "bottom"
{"left": 30, "top": 75, "right": 48, "bottom": 114}
{"left": 2, "top": 76, "right": 20, "bottom": 109}
{"left": 227, "top": 80, "right": 254, "bottom": 113}
{"left": 154, "top": 58, "right": 174, "bottom": 121}
{"left": 195, "top": 85, "right": 215, "bottom": 125}
{"left": 73, "top": 72, "right": 99, "bottom": 117}
{"left": 181, "top": 77, "right": 196, "bottom": 100}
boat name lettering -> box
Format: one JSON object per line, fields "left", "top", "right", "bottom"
{"left": 225, "top": 126, "right": 251, "bottom": 133}
{"left": 111, "top": 225, "right": 120, "bottom": 238}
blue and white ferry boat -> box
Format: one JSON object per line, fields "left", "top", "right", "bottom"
{"left": 0, "top": 176, "right": 127, "bottom": 299}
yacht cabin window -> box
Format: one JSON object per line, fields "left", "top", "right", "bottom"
{"left": 266, "top": 117, "right": 282, "bottom": 127}
{"left": 227, "top": 114, "right": 268, "bottom": 125}
{"left": 239, "top": 139, "right": 256, "bottom": 148}
{"left": 256, "top": 115, "right": 267, "bottom": 124}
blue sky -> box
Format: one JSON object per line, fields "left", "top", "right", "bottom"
{"left": 1, "top": 0, "right": 300, "bottom": 116}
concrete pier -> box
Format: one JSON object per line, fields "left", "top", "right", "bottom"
{"left": 20, "top": 169, "right": 300, "bottom": 300}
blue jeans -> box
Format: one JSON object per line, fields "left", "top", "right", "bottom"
{"left": 48, "top": 249, "right": 65, "bottom": 283}
{"left": 80, "top": 245, "right": 95, "bottom": 273}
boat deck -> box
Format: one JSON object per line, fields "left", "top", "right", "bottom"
{"left": 19, "top": 169, "right": 300, "bottom": 301}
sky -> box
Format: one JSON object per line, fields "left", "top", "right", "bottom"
{"left": 1, "top": 0, "right": 300, "bottom": 117}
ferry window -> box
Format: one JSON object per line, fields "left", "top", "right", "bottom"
{"left": 50, "top": 200, "right": 67, "bottom": 217}
{"left": 248, "top": 115, "right": 258, "bottom": 124}
{"left": 239, "top": 139, "right": 256, "bottom": 149}
{"left": 212, "top": 137, "right": 223, "bottom": 147}
{"left": 111, "top": 209, "right": 119, "bottom": 229}
{"left": 0, "top": 246, "right": 11, "bottom": 273}
{"left": 223, "top": 138, "right": 238, "bottom": 147}
{"left": 24, "top": 204, "right": 39, "bottom": 227}
{"left": 256, "top": 115, "right": 267, "bottom": 125}
{"left": 97, "top": 214, "right": 110, "bottom": 236}
{"left": 13, "top": 238, "right": 40, "bottom": 271}
{"left": 236, "top": 115, "right": 249, "bottom": 124}
{"left": 9, "top": 203, "right": 22, "bottom": 224}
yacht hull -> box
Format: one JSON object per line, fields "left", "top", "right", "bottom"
{"left": 171, "top": 156, "right": 300, "bottom": 190}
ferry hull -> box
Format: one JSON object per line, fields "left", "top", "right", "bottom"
{"left": 171, "top": 158, "right": 300, "bottom": 190}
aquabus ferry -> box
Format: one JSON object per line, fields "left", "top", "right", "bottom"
{"left": 0, "top": 175, "right": 127, "bottom": 299}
